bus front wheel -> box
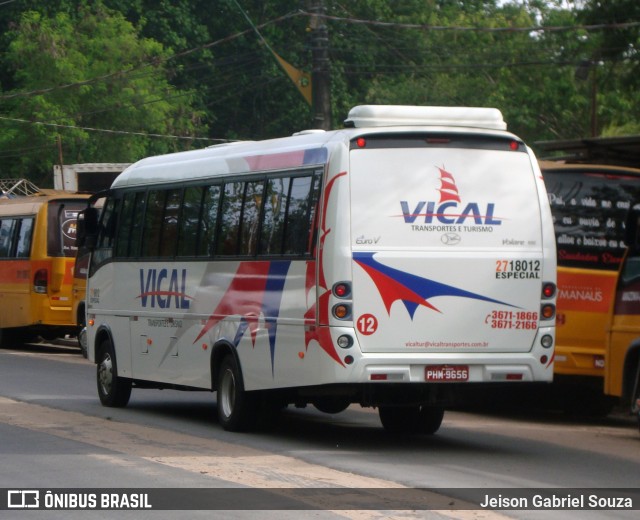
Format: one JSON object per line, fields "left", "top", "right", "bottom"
{"left": 97, "top": 339, "right": 132, "bottom": 407}
{"left": 217, "top": 355, "right": 256, "bottom": 432}
{"left": 379, "top": 405, "right": 444, "bottom": 435}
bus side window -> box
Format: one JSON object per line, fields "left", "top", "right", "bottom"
{"left": 15, "top": 218, "right": 34, "bottom": 258}
{"left": 115, "top": 193, "right": 135, "bottom": 258}
{"left": 0, "top": 218, "right": 14, "bottom": 257}
{"left": 217, "top": 182, "right": 243, "bottom": 256}
{"left": 199, "top": 185, "right": 221, "bottom": 257}
{"left": 177, "top": 186, "right": 205, "bottom": 257}
{"left": 260, "top": 177, "right": 290, "bottom": 255}
{"left": 141, "top": 190, "right": 165, "bottom": 257}
{"left": 159, "top": 189, "right": 182, "bottom": 257}
{"left": 239, "top": 180, "right": 264, "bottom": 256}
{"left": 91, "top": 198, "right": 119, "bottom": 269}
{"left": 128, "top": 192, "right": 147, "bottom": 258}
{"left": 283, "top": 173, "right": 321, "bottom": 255}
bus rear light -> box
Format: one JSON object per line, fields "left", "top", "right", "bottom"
{"left": 540, "top": 303, "right": 555, "bottom": 320}
{"left": 356, "top": 137, "right": 366, "bottom": 148}
{"left": 88, "top": 319, "right": 95, "bottom": 327}
{"left": 540, "top": 355, "right": 549, "bottom": 365}
{"left": 541, "top": 334, "right": 553, "bottom": 348}
{"left": 332, "top": 282, "right": 351, "bottom": 298}
{"left": 332, "top": 303, "right": 351, "bottom": 320}
{"left": 337, "top": 335, "right": 353, "bottom": 349}
{"left": 542, "top": 282, "right": 556, "bottom": 299}
{"left": 344, "top": 355, "right": 354, "bottom": 365}
{"left": 371, "top": 374, "right": 388, "bottom": 380}
{"left": 33, "top": 269, "right": 48, "bottom": 294}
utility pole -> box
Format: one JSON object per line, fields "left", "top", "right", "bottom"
{"left": 575, "top": 58, "right": 598, "bottom": 138}
{"left": 308, "top": 0, "right": 331, "bottom": 130}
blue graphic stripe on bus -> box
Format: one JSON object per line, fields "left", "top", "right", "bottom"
{"left": 200, "top": 261, "right": 290, "bottom": 375}
{"left": 262, "top": 261, "right": 290, "bottom": 374}
{"left": 353, "top": 252, "right": 517, "bottom": 318}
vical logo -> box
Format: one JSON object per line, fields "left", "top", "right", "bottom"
{"left": 138, "top": 268, "right": 193, "bottom": 309}
{"left": 400, "top": 167, "right": 502, "bottom": 225}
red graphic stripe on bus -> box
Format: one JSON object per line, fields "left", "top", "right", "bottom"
{"left": 244, "top": 147, "right": 328, "bottom": 172}
{"left": 245, "top": 151, "right": 306, "bottom": 171}
{"left": 304, "top": 260, "right": 316, "bottom": 324}
{"left": 356, "top": 260, "right": 441, "bottom": 315}
{"left": 303, "top": 171, "right": 347, "bottom": 367}
{"left": 194, "top": 261, "right": 290, "bottom": 374}
{"left": 194, "top": 262, "right": 267, "bottom": 343}
{"left": 316, "top": 171, "right": 347, "bottom": 293}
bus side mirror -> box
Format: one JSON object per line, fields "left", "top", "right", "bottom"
{"left": 77, "top": 207, "right": 98, "bottom": 250}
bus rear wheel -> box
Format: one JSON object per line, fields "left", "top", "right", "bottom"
{"left": 217, "top": 355, "right": 257, "bottom": 432}
{"left": 97, "top": 339, "right": 132, "bottom": 407}
{"left": 379, "top": 405, "right": 444, "bottom": 435}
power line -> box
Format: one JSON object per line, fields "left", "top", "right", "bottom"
{"left": 1, "top": 8, "right": 637, "bottom": 105}
{"left": 0, "top": 116, "right": 226, "bottom": 142}
{"left": 307, "top": 12, "right": 640, "bottom": 34}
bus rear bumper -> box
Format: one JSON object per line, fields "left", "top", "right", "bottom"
{"left": 351, "top": 355, "right": 552, "bottom": 384}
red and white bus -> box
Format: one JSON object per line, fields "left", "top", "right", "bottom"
{"left": 80, "top": 105, "right": 557, "bottom": 433}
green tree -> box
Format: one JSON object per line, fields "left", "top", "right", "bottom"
{"left": 577, "top": 0, "right": 640, "bottom": 137}
{"left": 0, "top": 2, "right": 204, "bottom": 185}
{"left": 1, "top": 0, "right": 639, "bottom": 181}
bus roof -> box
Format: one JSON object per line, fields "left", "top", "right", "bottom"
{"left": 539, "top": 160, "right": 640, "bottom": 177}
{"left": 0, "top": 191, "right": 90, "bottom": 216}
{"left": 112, "top": 105, "right": 520, "bottom": 190}
{"left": 344, "top": 105, "right": 507, "bottom": 130}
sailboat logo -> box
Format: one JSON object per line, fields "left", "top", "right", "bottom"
{"left": 437, "top": 167, "right": 461, "bottom": 204}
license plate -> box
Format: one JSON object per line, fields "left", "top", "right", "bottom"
{"left": 425, "top": 365, "right": 469, "bottom": 382}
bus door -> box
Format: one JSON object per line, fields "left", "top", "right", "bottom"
{"left": 606, "top": 205, "right": 640, "bottom": 426}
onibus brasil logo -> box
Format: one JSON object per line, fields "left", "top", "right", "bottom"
{"left": 400, "top": 166, "right": 502, "bottom": 229}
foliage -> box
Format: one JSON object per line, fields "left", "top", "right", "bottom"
{"left": 0, "top": 0, "right": 639, "bottom": 183}
{"left": 0, "top": 1, "right": 204, "bottom": 185}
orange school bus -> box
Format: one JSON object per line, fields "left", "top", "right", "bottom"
{"left": 540, "top": 161, "right": 640, "bottom": 413}
{"left": 0, "top": 189, "right": 90, "bottom": 346}
{"left": 606, "top": 205, "right": 640, "bottom": 432}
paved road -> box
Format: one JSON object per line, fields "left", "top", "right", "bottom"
{"left": 0, "top": 342, "right": 638, "bottom": 519}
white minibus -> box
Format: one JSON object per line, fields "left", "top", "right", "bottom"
{"left": 79, "top": 105, "right": 557, "bottom": 433}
